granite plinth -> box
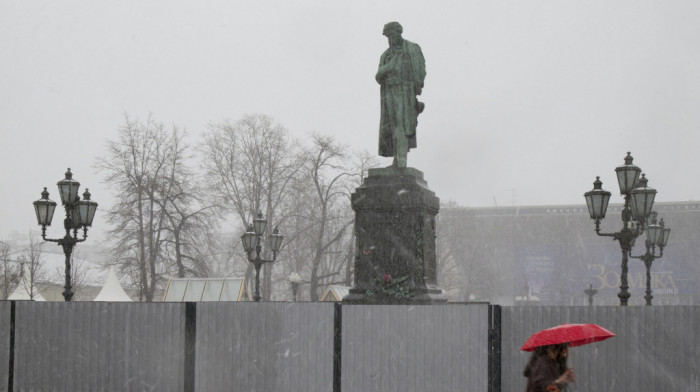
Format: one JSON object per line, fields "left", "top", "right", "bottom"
{"left": 343, "top": 167, "right": 446, "bottom": 304}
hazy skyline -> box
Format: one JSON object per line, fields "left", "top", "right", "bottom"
{"left": 2, "top": 1, "right": 700, "bottom": 241}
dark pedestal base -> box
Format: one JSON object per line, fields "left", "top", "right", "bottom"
{"left": 343, "top": 167, "right": 446, "bottom": 304}
{"left": 343, "top": 286, "right": 446, "bottom": 305}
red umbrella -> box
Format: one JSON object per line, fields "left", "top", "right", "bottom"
{"left": 521, "top": 323, "right": 615, "bottom": 352}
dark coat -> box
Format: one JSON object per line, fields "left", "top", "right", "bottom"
{"left": 525, "top": 355, "right": 568, "bottom": 392}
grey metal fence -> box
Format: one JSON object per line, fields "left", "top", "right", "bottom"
{"left": 341, "top": 304, "right": 491, "bottom": 392}
{"left": 3, "top": 302, "right": 700, "bottom": 391}
{"left": 13, "top": 302, "right": 186, "bottom": 392}
{"left": 195, "top": 302, "right": 335, "bottom": 391}
{"left": 501, "top": 306, "right": 700, "bottom": 392}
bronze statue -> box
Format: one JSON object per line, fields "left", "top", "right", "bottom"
{"left": 375, "top": 22, "right": 426, "bottom": 168}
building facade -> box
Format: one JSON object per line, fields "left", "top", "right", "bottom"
{"left": 438, "top": 201, "right": 700, "bottom": 306}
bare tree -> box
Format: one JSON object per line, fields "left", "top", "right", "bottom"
{"left": 0, "top": 241, "right": 20, "bottom": 300}
{"left": 97, "top": 114, "right": 198, "bottom": 301}
{"left": 195, "top": 233, "right": 242, "bottom": 279}
{"left": 201, "top": 114, "right": 302, "bottom": 300}
{"left": 53, "top": 250, "right": 90, "bottom": 299}
{"left": 201, "top": 115, "right": 377, "bottom": 301}
{"left": 161, "top": 205, "right": 216, "bottom": 278}
{"left": 284, "top": 135, "right": 357, "bottom": 300}
{"left": 155, "top": 127, "right": 217, "bottom": 278}
{"left": 276, "top": 142, "right": 377, "bottom": 301}
{"left": 17, "top": 232, "right": 47, "bottom": 300}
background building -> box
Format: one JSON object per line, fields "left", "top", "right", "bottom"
{"left": 439, "top": 201, "right": 700, "bottom": 306}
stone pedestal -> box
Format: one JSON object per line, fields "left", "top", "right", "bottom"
{"left": 343, "top": 167, "right": 446, "bottom": 304}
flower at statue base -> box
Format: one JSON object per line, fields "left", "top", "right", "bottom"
{"left": 366, "top": 273, "right": 414, "bottom": 299}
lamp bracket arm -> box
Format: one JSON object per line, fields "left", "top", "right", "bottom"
{"left": 71, "top": 229, "right": 88, "bottom": 243}
{"left": 595, "top": 231, "right": 617, "bottom": 238}
{"left": 593, "top": 219, "right": 618, "bottom": 238}
{"left": 80, "top": 227, "right": 90, "bottom": 242}
{"left": 40, "top": 226, "right": 60, "bottom": 243}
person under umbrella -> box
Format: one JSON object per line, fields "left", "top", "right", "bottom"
{"left": 521, "top": 323, "right": 615, "bottom": 392}
{"left": 523, "top": 343, "right": 576, "bottom": 392}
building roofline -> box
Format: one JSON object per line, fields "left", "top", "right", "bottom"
{"left": 441, "top": 201, "right": 700, "bottom": 217}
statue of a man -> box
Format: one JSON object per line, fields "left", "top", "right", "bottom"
{"left": 375, "top": 22, "right": 426, "bottom": 168}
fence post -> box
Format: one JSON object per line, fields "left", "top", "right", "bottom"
{"left": 333, "top": 302, "right": 342, "bottom": 392}
{"left": 7, "top": 301, "right": 15, "bottom": 392}
{"left": 184, "top": 302, "right": 196, "bottom": 392}
{"left": 488, "top": 304, "right": 502, "bottom": 392}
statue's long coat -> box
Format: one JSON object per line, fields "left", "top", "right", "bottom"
{"left": 376, "top": 39, "right": 426, "bottom": 157}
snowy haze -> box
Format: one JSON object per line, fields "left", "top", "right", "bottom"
{"left": 2, "top": 1, "right": 700, "bottom": 241}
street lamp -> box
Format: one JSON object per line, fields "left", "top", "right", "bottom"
{"left": 584, "top": 152, "right": 657, "bottom": 306}
{"left": 584, "top": 284, "right": 598, "bottom": 306}
{"left": 288, "top": 272, "right": 302, "bottom": 302}
{"left": 241, "top": 212, "right": 283, "bottom": 302}
{"left": 33, "top": 169, "right": 98, "bottom": 301}
{"left": 629, "top": 212, "right": 671, "bottom": 305}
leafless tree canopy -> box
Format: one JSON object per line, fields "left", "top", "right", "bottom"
{"left": 17, "top": 232, "right": 47, "bottom": 300}
{"left": 201, "top": 114, "right": 303, "bottom": 300}
{"left": 199, "top": 116, "right": 377, "bottom": 301}
{"left": 97, "top": 115, "right": 215, "bottom": 301}
{"left": 283, "top": 135, "right": 360, "bottom": 300}
{"left": 52, "top": 249, "right": 90, "bottom": 297}
{"left": 97, "top": 113, "right": 377, "bottom": 301}
{"left": 0, "top": 241, "right": 20, "bottom": 300}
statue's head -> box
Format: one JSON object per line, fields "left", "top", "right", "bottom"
{"left": 383, "top": 22, "right": 403, "bottom": 46}
{"left": 383, "top": 22, "right": 403, "bottom": 36}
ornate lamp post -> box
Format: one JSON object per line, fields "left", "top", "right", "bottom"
{"left": 584, "top": 152, "right": 657, "bottom": 306}
{"left": 241, "top": 212, "right": 283, "bottom": 302}
{"left": 584, "top": 284, "right": 598, "bottom": 306}
{"left": 33, "top": 169, "right": 98, "bottom": 301}
{"left": 288, "top": 272, "right": 302, "bottom": 302}
{"left": 629, "top": 212, "right": 671, "bottom": 306}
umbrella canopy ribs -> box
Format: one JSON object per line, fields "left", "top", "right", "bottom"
{"left": 521, "top": 323, "right": 616, "bottom": 352}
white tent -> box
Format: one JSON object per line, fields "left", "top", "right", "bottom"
{"left": 320, "top": 285, "right": 352, "bottom": 302}
{"left": 8, "top": 265, "right": 46, "bottom": 301}
{"left": 93, "top": 267, "right": 132, "bottom": 302}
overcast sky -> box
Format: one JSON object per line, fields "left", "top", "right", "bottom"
{"left": 2, "top": 0, "right": 700, "bottom": 241}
